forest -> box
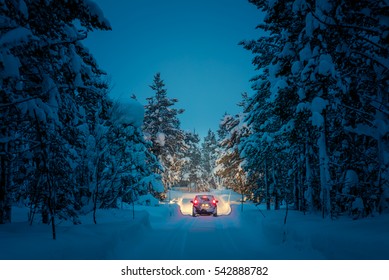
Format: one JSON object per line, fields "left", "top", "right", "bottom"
{"left": 0, "top": 0, "right": 388, "bottom": 239}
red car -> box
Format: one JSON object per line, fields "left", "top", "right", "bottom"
{"left": 191, "top": 195, "right": 218, "bottom": 217}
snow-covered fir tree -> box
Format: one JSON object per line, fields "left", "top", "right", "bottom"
{"left": 0, "top": 1, "right": 163, "bottom": 236}
{"left": 216, "top": 101, "right": 254, "bottom": 199}
{"left": 0, "top": 0, "right": 111, "bottom": 232}
{"left": 143, "top": 73, "right": 186, "bottom": 191}
{"left": 239, "top": 0, "right": 388, "bottom": 217}
{"left": 103, "top": 101, "right": 163, "bottom": 204}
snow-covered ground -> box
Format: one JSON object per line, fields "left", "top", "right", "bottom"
{"left": 0, "top": 189, "right": 388, "bottom": 260}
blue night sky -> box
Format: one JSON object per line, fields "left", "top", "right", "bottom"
{"left": 85, "top": 0, "right": 263, "bottom": 138}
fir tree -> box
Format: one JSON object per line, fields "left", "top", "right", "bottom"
{"left": 143, "top": 73, "right": 185, "bottom": 191}
{"left": 0, "top": 0, "right": 110, "bottom": 232}
{"left": 216, "top": 105, "right": 253, "bottom": 198}
{"left": 240, "top": 0, "right": 388, "bottom": 217}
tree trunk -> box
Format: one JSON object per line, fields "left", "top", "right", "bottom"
{"left": 0, "top": 136, "right": 12, "bottom": 224}
{"left": 93, "top": 156, "right": 101, "bottom": 224}
{"left": 305, "top": 135, "right": 314, "bottom": 213}
{"left": 294, "top": 171, "right": 299, "bottom": 211}
{"left": 33, "top": 110, "right": 57, "bottom": 239}
{"left": 377, "top": 86, "right": 389, "bottom": 213}
{"left": 264, "top": 159, "right": 270, "bottom": 210}
{"left": 47, "top": 175, "right": 56, "bottom": 240}
{"left": 93, "top": 183, "right": 98, "bottom": 224}
{"left": 132, "top": 191, "right": 135, "bottom": 220}
{"left": 282, "top": 199, "right": 289, "bottom": 243}
{"left": 318, "top": 114, "right": 332, "bottom": 218}
{"left": 0, "top": 154, "right": 11, "bottom": 224}
{"left": 300, "top": 162, "right": 305, "bottom": 214}
{"left": 41, "top": 204, "right": 49, "bottom": 224}
{"left": 273, "top": 160, "right": 280, "bottom": 210}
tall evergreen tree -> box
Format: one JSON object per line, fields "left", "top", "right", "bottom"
{"left": 216, "top": 104, "right": 253, "bottom": 198}
{"left": 143, "top": 73, "right": 185, "bottom": 191}
{"left": 240, "top": 0, "right": 388, "bottom": 217}
{"left": 0, "top": 0, "right": 111, "bottom": 230}
{"left": 100, "top": 101, "right": 163, "bottom": 207}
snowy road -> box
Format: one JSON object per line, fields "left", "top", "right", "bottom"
{"left": 2, "top": 189, "right": 388, "bottom": 260}
{"left": 110, "top": 190, "right": 321, "bottom": 260}
{"left": 112, "top": 204, "right": 268, "bottom": 260}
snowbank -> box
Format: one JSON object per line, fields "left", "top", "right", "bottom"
{"left": 0, "top": 207, "right": 150, "bottom": 260}
{"left": 259, "top": 208, "right": 389, "bottom": 259}
{"left": 1, "top": 189, "right": 388, "bottom": 260}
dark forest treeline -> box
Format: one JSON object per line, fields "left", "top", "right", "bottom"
{"left": 216, "top": 0, "right": 388, "bottom": 218}
{"left": 0, "top": 0, "right": 163, "bottom": 235}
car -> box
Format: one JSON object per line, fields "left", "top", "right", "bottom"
{"left": 190, "top": 194, "right": 218, "bottom": 217}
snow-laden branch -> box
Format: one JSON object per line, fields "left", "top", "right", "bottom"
{"left": 0, "top": 96, "right": 39, "bottom": 109}
{"left": 350, "top": 50, "right": 389, "bottom": 71}
{"left": 306, "top": 4, "right": 382, "bottom": 36}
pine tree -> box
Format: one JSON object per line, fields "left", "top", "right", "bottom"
{"left": 0, "top": 0, "right": 33, "bottom": 224}
{"left": 0, "top": 0, "right": 111, "bottom": 232}
{"left": 143, "top": 73, "right": 185, "bottom": 191}
{"left": 241, "top": 0, "right": 388, "bottom": 217}
{"left": 216, "top": 105, "right": 253, "bottom": 198}
{"left": 102, "top": 101, "right": 163, "bottom": 207}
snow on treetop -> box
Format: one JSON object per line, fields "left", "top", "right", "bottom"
{"left": 112, "top": 99, "right": 144, "bottom": 128}
{"left": 84, "top": 0, "right": 112, "bottom": 29}
{"left": 220, "top": 114, "right": 233, "bottom": 126}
